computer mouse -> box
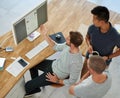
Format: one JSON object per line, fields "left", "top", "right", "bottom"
{"left": 55, "top": 34, "right": 61, "bottom": 40}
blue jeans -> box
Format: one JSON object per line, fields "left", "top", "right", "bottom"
{"left": 25, "top": 59, "right": 56, "bottom": 94}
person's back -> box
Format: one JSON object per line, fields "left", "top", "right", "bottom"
{"left": 74, "top": 71, "right": 111, "bottom": 98}
{"left": 52, "top": 45, "right": 83, "bottom": 82}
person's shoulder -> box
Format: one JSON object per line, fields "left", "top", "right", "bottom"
{"left": 88, "top": 24, "right": 97, "bottom": 32}
{"left": 89, "top": 24, "right": 96, "bottom": 29}
{"left": 109, "top": 26, "right": 120, "bottom": 40}
{"left": 104, "top": 70, "right": 112, "bottom": 81}
{"left": 88, "top": 24, "right": 97, "bottom": 34}
{"left": 109, "top": 23, "right": 119, "bottom": 35}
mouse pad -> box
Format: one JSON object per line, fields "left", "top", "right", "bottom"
{"left": 49, "top": 32, "right": 66, "bottom": 44}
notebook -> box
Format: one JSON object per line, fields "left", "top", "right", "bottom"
{"left": 0, "top": 57, "right": 6, "bottom": 71}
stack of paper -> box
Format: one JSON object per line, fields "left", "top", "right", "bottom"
{"left": 6, "top": 57, "right": 29, "bottom": 77}
{"left": 0, "top": 57, "right": 6, "bottom": 71}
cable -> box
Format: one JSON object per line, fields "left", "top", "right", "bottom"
{"left": 0, "top": 34, "right": 13, "bottom": 48}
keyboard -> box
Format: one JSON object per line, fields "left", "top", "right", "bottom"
{"left": 25, "top": 40, "right": 49, "bottom": 59}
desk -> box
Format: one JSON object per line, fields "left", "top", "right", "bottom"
{"left": 0, "top": 31, "right": 55, "bottom": 98}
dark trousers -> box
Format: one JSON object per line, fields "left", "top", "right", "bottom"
{"left": 25, "top": 59, "right": 55, "bottom": 94}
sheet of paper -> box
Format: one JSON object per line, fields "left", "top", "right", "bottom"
{"left": 6, "top": 57, "right": 29, "bottom": 77}
{"left": 0, "top": 58, "right": 6, "bottom": 67}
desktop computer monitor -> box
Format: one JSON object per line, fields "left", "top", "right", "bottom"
{"left": 12, "top": 0, "right": 48, "bottom": 45}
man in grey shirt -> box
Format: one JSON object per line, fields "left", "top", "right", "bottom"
{"left": 69, "top": 55, "right": 112, "bottom": 98}
{"left": 24, "top": 25, "right": 84, "bottom": 97}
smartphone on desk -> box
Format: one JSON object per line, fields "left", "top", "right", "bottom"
{"left": 18, "top": 59, "right": 27, "bottom": 67}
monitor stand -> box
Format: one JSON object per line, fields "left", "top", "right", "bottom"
{"left": 27, "top": 31, "right": 40, "bottom": 42}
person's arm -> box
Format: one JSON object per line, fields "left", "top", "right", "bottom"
{"left": 102, "top": 48, "right": 120, "bottom": 61}
{"left": 103, "top": 32, "right": 120, "bottom": 61}
{"left": 74, "top": 71, "right": 90, "bottom": 85}
{"left": 80, "top": 71, "right": 90, "bottom": 82}
{"left": 69, "top": 84, "right": 76, "bottom": 95}
{"left": 85, "top": 34, "right": 93, "bottom": 53}
{"left": 39, "top": 25, "right": 55, "bottom": 47}
{"left": 106, "top": 48, "right": 120, "bottom": 59}
{"left": 46, "top": 63, "right": 81, "bottom": 86}
{"left": 107, "top": 31, "right": 120, "bottom": 59}
{"left": 46, "top": 72, "right": 64, "bottom": 85}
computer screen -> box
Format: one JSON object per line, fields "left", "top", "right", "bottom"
{"left": 12, "top": 0, "right": 47, "bottom": 45}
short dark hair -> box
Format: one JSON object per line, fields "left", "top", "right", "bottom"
{"left": 69, "top": 31, "right": 83, "bottom": 47}
{"left": 89, "top": 55, "right": 107, "bottom": 74}
{"left": 91, "top": 6, "right": 109, "bottom": 22}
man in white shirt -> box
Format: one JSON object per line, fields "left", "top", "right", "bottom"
{"left": 24, "top": 25, "right": 84, "bottom": 97}
{"left": 69, "top": 55, "right": 112, "bottom": 98}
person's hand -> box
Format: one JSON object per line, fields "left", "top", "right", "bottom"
{"left": 102, "top": 56, "right": 109, "bottom": 61}
{"left": 39, "top": 24, "right": 47, "bottom": 35}
{"left": 88, "top": 45, "right": 93, "bottom": 54}
{"left": 46, "top": 72, "right": 59, "bottom": 83}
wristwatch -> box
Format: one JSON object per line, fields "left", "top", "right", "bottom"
{"left": 56, "top": 79, "right": 59, "bottom": 83}
{"left": 107, "top": 55, "right": 110, "bottom": 59}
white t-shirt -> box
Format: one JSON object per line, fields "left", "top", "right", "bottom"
{"left": 74, "top": 71, "right": 112, "bottom": 98}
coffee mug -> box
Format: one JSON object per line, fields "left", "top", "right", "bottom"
{"left": 89, "top": 51, "right": 99, "bottom": 58}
